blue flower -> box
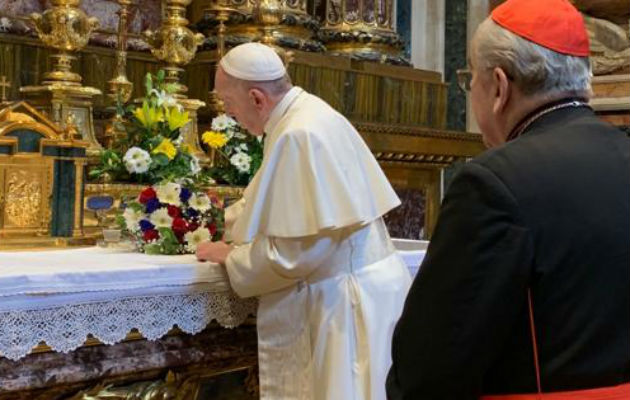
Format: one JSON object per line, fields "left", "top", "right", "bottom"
{"left": 145, "top": 198, "right": 161, "bottom": 213}
{"left": 139, "top": 220, "right": 155, "bottom": 232}
{"left": 185, "top": 207, "right": 199, "bottom": 218}
{"left": 180, "top": 187, "right": 192, "bottom": 202}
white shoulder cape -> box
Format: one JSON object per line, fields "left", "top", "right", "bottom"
{"left": 231, "top": 88, "right": 400, "bottom": 243}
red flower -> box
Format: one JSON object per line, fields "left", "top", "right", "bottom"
{"left": 138, "top": 187, "right": 157, "bottom": 204}
{"left": 188, "top": 222, "right": 199, "bottom": 232}
{"left": 167, "top": 205, "right": 181, "bottom": 218}
{"left": 172, "top": 217, "right": 188, "bottom": 235}
{"left": 208, "top": 222, "right": 217, "bottom": 236}
{"left": 143, "top": 229, "right": 159, "bottom": 242}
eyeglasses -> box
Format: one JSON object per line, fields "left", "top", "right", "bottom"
{"left": 456, "top": 69, "right": 472, "bottom": 92}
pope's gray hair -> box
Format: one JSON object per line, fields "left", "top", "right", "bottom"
{"left": 473, "top": 18, "right": 592, "bottom": 98}
{"left": 235, "top": 74, "right": 293, "bottom": 97}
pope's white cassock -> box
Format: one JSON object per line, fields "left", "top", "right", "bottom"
{"left": 223, "top": 77, "right": 411, "bottom": 398}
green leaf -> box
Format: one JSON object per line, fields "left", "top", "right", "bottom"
{"left": 157, "top": 69, "right": 165, "bottom": 82}
{"left": 152, "top": 153, "right": 170, "bottom": 167}
{"left": 128, "top": 202, "right": 144, "bottom": 212}
{"left": 144, "top": 243, "right": 162, "bottom": 255}
{"left": 116, "top": 215, "right": 126, "bottom": 229}
{"left": 145, "top": 73, "right": 153, "bottom": 95}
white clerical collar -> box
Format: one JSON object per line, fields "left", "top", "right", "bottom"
{"left": 264, "top": 86, "right": 304, "bottom": 134}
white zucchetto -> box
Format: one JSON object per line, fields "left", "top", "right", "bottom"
{"left": 219, "top": 42, "right": 287, "bottom": 81}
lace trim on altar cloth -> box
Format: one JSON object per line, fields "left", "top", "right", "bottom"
{"left": 0, "top": 291, "right": 257, "bottom": 361}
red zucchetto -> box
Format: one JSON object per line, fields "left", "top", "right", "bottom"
{"left": 491, "top": 0, "right": 590, "bottom": 57}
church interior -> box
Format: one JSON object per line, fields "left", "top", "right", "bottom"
{"left": 0, "top": 0, "right": 628, "bottom": 398}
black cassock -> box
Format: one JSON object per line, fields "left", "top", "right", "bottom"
{"left": 386, "top": 105, "right": 630, "bottom": 399}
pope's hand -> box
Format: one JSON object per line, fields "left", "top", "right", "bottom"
{"left": 196, "top": 241, "right": 233, "bottom": 265}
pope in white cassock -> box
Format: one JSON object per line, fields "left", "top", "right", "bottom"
{"left": 196, "top": 43, "right": 411, "bottom": 400}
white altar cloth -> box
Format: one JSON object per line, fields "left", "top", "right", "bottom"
{"left": 0, "top": 242, "right": 425, "bottom": 361}
{"left": 0, "top": 247, "right": 257, "bottom": 361}
{"left": 0, "top": 247, "right": 227, "bottom": 296}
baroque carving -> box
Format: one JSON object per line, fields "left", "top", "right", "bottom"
{"left": 584, "top": 14, "right": 630, "bottom": 75}
{"left": 64, "top": 371, "right": 199, "bottom": 400}
{"left": 5, "top": 170, "right": 42, "bottom": 228}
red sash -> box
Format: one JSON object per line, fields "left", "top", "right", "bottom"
{"left": 481, "top": 290, "right": 629, "bottom": 400}
{"left": 480, "top": 382, "right": 630, "bottom": 400}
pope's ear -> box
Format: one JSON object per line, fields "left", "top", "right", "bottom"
{"left": 248, "top": 88, "right": 266, "bottom": 109}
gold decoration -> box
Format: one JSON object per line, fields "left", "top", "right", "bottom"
{"left": 0, "top": 76, "right": 11, "bottom": 103}
{"left": 108, "top": 0, "right": 135, "bottom": 104}
{"left": 317, "top": 0, "right": 407, "bottom": 65}
{"left": 5, "top": 170, "right": 42, "bottom": 228}
{"left": 144, "top": 0, "right": 205, "bottom": 97}
{"left": 30, "top": 0, "right": 99, "bottom": 85}
{"left": 20, "top": 0, "right": 103, "bottom": 157}
{"left": 104, "top": 0, "right": 135, "bottom": 151}
{"left": 0, "top": 101, "right": 91, "bottom": 248}
{"left": 192, "top": 0, "right": 322, "bottom": 52}
{"left": 205, "top": 0, "right": 241, "bottom": 114}
{"left": 144, "top": 0, "right": 208, "bottom": 162}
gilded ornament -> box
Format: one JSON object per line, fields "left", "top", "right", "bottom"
{"left": 5, "top": 170, "right": 42, "bottom": 228}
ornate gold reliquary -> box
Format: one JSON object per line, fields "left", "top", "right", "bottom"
{"left": 0, "top": 101, "right": 91, "bottom": 248}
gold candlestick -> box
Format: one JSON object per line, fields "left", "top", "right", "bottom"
{"left": 144, "top": 0, "right": 205, "bottom": 97}
{"left": 145, "top": 0, "right": 207, "bottom": 161}
{"left": 104, "top": 0, "right": 135, "bottom": 150}
{"left": 206, "top": 0, "right": 242, "bottom": 114}
{"left": 108, "top": 0, "right": 134, "bottom": 104}
{"left": 20, "top": 0, "right": 103, "bottom": 157}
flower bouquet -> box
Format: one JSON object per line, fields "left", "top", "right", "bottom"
{"left": 89, "top": 70, "right": 212, "bottom": 186}
{"left": 202, "top": 114, "right": 263, "bottom": 186}
{"left": 120, "top": 182, "right": 224, "bottom": 255}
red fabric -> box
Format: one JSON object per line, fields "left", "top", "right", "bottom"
{"left": 491, "top": 0, "right": 589, "bottom": 57}
{"left": 480, "top": 383, "right": 630, "bottom": 400}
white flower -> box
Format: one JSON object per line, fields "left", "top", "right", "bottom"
{"left": 149, "top": 207, "right": 172, "bottom": 228}
{"left": 123, "top": 147, "right": 151, "bottom": 174}
{"left": 235, "top": 132, "right": 248, "bottom": 140}
{"left": 189, "top": 193, "right": 211, "bottom": 212}
{"left": 0, "top": 17, "right": 11, "bottom": 32}
{"left": 155, "top": 182, "right": 181, "bottom": 206}
{"left": 184, "top": 227, "right": 211, "bottom": 253}
{"left": 122, "top": 207, "right": 143, "bottom": 231}
{"left": 235, "top": 143, "right": 248, "bottom": 153}
{"left": 211, "top": 114, "right": 237, "bottom": 131}
{"left": 230, "top": 152, "right": 251, "bottom": 173}
{"left": 190, "top": 156, "right": 201, "bottom": 175}
{"left": 151, "top": 89, "right": 180, "bottom": 110}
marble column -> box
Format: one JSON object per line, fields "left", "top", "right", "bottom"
{"left": 466, "top": 0, "right": 489, "bottom": 133}
{"left": 410, "top": 0, "right": 445, "bottom": 75}
{"left": 444, "top": 0, "right": 468, "bottom": 131}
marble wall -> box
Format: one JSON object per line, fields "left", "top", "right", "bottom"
{"left": 384, "top": 187, "right": 426, "bottom": 240}
{"left": 444, "top": 0, "right": 467, "bottom": 131}
{"left": 396, "top": 0, "right": 412, "bottom": 60}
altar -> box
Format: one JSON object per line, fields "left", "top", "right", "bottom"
{"left": 0, "top": 246, "right": 259, "bottom": 399}
{"left": 0, "top": 241, "right": 426, "bottom": 399}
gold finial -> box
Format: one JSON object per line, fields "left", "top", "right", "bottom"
{"left": 0, "top": 76, "right": 11, "bottom": 103}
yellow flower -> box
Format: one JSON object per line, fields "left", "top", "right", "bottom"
{"left": 133, "top": 100, "right": 163, "bottom": 130}
{"left": 165, "top": 107, "right": 189, "bottom": 131}
{"left": 202, "top": 131, "right": 228, "bottom": 149}
{"left": 152, "top": 138, "right": 177, "bottom": 160}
